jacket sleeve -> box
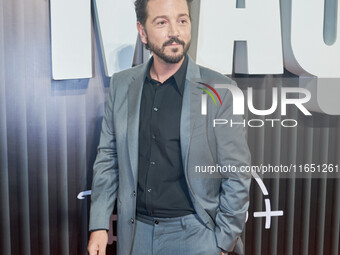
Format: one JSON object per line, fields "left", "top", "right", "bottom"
{"left": 89, "top": 75, "right": 119, "bottom": 231}
{"left": 213, "top": 81, "right": 251, "bottom": 254}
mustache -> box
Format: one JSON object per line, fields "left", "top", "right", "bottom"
{"left": 163, "top": 37, "right": 185, "bottom": 47}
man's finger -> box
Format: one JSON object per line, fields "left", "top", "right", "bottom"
{"left": 98, "top": 246, "right": 106, "bottom": 255}
{"left": 88, "top": 230, "right": 108, "bottom": 255}
{"left": 88, "top": 243, "right": 99, "bottom": 255}
{"left": 89, "top": 249, "right": 98, "bottom": 255}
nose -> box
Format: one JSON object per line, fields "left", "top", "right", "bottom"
{"left": 168, "top": 23, "right": 179, "bottom": 38}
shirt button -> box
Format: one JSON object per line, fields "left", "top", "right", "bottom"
{"left": 150, "top": 161, "right": 156, "bottom": 165}
{"left": 153, "top": 107, "right": 158, "bottom": 112}
{"left": 132, "top": 190, "right": 136, "bottom": 196}
{"left": 152, "top": 134, "right": 156, "bottom": 140}
{"left": 147, "top": 188, "right": 152, "bottom": 192}
{"left": 130, "top": 218, "right": 135, "bottom": 224}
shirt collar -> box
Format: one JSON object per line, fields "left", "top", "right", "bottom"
{"left": 145, "top": 54, "right": 188, "bottom": 96}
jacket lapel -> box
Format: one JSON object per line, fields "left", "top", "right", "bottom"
{"left": 180, "top": 56, "right": 202, "bottom": 171}
{"left": 127, "top": 63, "right": 149, "bottom": 185}
{"left": 181, "top": 57, "right": 217, "bottom": 229}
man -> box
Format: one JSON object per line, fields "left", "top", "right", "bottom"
{"left": 88, "top": 0, "right": 251, "bottom": 254}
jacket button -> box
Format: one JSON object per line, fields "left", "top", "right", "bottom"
{"left": 130, "top": 218, "right": 134, "bottom": 224}
{"left": 154, "top": 220, "right": 159, "bottom": 224}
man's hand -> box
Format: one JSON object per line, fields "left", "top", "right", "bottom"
{"left": 88, "top": 230, "right": 108, "bottom": 255}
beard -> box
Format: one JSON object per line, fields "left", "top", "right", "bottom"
{"left": 145, "top": 36, "right": 191, "bottom": 64}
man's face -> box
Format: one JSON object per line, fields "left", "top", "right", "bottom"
{"left": 138, "top": 0, "right": 191, "bottom": 64}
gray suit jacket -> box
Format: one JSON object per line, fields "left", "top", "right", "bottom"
{"left": 89, "top": 55, "right": 251, "bottom": 255}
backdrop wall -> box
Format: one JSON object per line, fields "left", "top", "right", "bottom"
{"left": 0, "top": 0, "right": 339, "bottom": 255}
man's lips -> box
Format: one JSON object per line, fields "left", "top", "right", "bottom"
{"left": 163, "top": 38, "right": 185, "bottom": 47}
{"left": 166, "top": 43, "right": 181, "bottom": 46}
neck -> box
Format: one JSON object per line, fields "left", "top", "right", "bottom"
{"left": 150, "top": 55, "right": 185, "bottom": 83}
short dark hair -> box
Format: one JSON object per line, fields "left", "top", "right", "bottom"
{"left": 135, "top": 0, "right": 193, "bottom": 26}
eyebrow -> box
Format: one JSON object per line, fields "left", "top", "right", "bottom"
{"left": 151, "top": 13, "right": 190, "bottom": 23}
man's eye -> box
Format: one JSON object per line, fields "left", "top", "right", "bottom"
{"left": 157, "top": 20, "right": 166, "bottom": 25}
{"left": 179, "top": 19, "right": 187, "bottom": 24}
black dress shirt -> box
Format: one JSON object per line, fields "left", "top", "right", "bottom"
{"left": 136, "top": 56, "right": 195, "bottom": 217}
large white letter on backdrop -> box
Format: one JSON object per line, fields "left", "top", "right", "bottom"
{"left": 281, "top": 0, "right": 340, "bottom": 115}
{"left": 51, "top": 0, "right": 137, "bottom": 80}
{"left": 195, "top": 0, "right": 283, "bottom": 75}
{"left": 50, "top": 0, "right": 92, "bottom": 80}
{"left": 93, "top": 0, "right": 137, "bottom": 77}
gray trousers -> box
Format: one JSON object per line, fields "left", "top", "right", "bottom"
{"left": 130, "top": 213, "right": 225, "bottom": 255}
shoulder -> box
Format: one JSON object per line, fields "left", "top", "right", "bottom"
{"left": 108, "top": 62, "right": 148, "bottom": 94}
{"left": 192, "top": 63, "right": 239, "bottom": 104}
{"left": 197, "top": 64, "right": 236, "bottom": 85}
{"left": 111, "top": 62, "right": 147, "bottom": 82}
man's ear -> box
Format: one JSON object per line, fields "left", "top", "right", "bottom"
{"left": 137, "top": 22, "right": 148, "bottom": 45}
